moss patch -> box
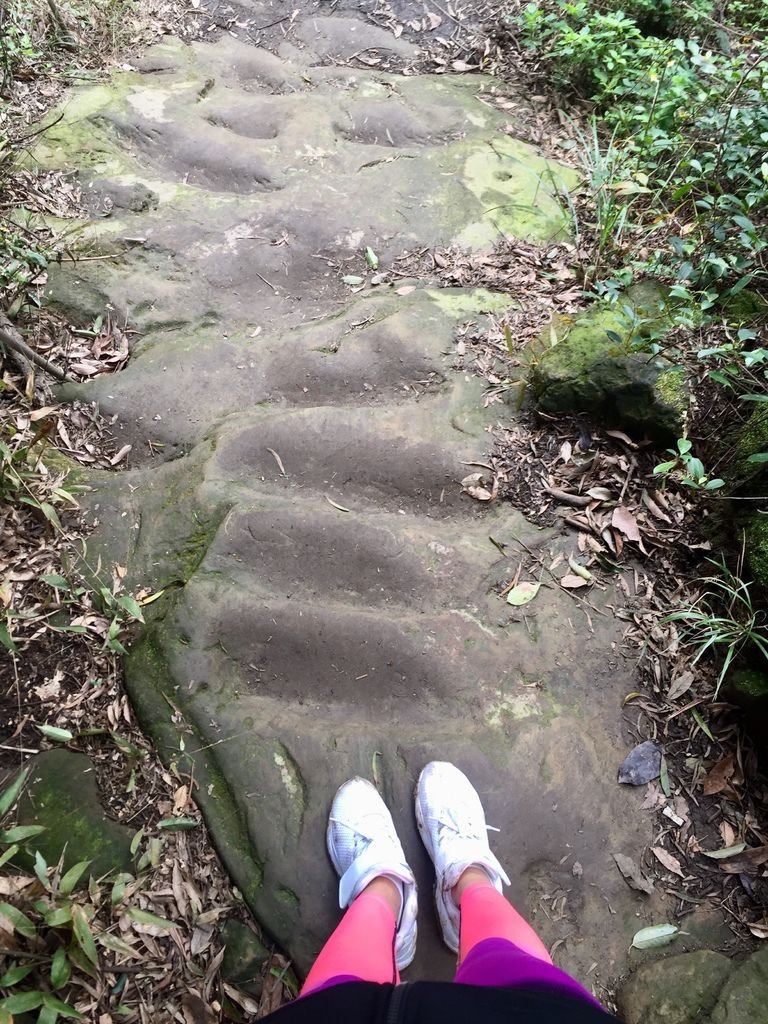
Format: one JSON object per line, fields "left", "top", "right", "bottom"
{"left": 746, "top": 512, "right": 768, "bottom": 590}
{"left": 529, "top": 283, "right": 686, "bottom": 442}
{"left": 15, "top": 749, "right": 135, "bottom": 877}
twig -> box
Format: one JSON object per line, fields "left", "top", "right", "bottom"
{"left": 0, "top": 314, "right": 72, "bottom": 382}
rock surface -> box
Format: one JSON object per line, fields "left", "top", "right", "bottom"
{"left": 38, "top": 19, "right": 705, "bottom": 992}
{"left": 618, "top": 948, "right": 768, "bottom": 1024}
{"left": 15, "top": 749, "right": 135, "bottom": 877}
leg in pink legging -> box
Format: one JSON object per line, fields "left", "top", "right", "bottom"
{"left": 301, "top": 891, "right": 398, "bottom": 996}
{"left": 454, "top": 881, "right": 603, "bottom": 1009}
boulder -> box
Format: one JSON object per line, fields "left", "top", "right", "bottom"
{"left": 710, "top": 946, "right": 768, "bottom": 1024}
{"left": 618, "top": 950, "right": 733, "bottom": 1024}
{"left": 618, "top": 947, "right": 768, "bottom": 1024}
{"left": 221, "top": 918, "right": 271, "bottom": 997}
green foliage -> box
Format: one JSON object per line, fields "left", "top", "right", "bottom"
{"left": 518, "top": 0, "right": 768, "bottom": 472}
{"left": 653, "top": 436, "right": 725, "bottom": 490}
{"left": 664, "top": 558, "right": 768, "bottom": 693}
{"left": 0, "top": 771, "right": 89, "bottom": 1024}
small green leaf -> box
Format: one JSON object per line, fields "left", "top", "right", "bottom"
{"left": 37, "top": 1004, "right": 58, "bottom": 1024}
{"left": 33, "top": 849, "right": 49, "bottom": 888}
{"left": 631, "top": 923, "right": 679, "bottom": 950}
{"left": 129, "top": 827, "right": 144, "bottom": 856}
{"left": 691, "top": 706, "right": 714, "bottom": 741}
{"left": 71, "top": 905, "right": 99, "bottom": 966}
{"left": 506, "top": 582, "right": 540, "bottom": 606}
{"left": 364, "top": 246, "right": 379, "bottom": 270}
{"left": 42, "top": 994, "right": 84, "bottom": 1020}
{"left": 0, "top": 963, "right": 35, "bottom": 986}
{"left": 37, "top": 725, "right": 74, "bottom": 743}
{"left": 0, "top": 622, "right": 17, "bottom": 653}
{"left": 0, "top": 766, "right": 30, "bottom": 817}
{"left": 677, "top": 438, "right": 692, "bottom": 455}
{"left": 45, "top": 905, "right": 73, "bottom": 927}
{"left": 0, "top": 901, "right": 36, "bottom": 938}
{"left": 341, "top": 275, "right": 364, "bottom": 285}
{"left": 659, "top": 755, "right": 671, "bottom": 797}
{"left": 39, "top": 503, "right": 62, "bottom": 530}
{"left": 0, "top": 844, "right": 20, "bottom": 868}
{"left": 653, "top": 460, "right": 677, "bottom": 474}
{"left": 747, "top": 452, "right": 768, "bottom": 464}
{"left": 116, "top": 595, "right": 143, "bottom": 622}
{"left": 0, "top": 823, "right": 46, "bottom": 844}
{"left": 59, "top": 860, "right": 91, "bottom": 896}
{"left": 156, "top": 817, "right": 200, "bottom": 830}
{"left": 41, "top": 574, "right": 70, "bottom": 590}
{"left": 701, "top": 842, "right": 747, "bottom": 859}
{"left": 125, "top": 907, "right": 176, "bottom": 930}
{"left": 0, "top": 991, "right": 44, "bottom": 1014}
{"left": 50, "top": 948, "right": 71, "bottom": 990}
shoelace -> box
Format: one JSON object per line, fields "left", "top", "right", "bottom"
{"left": 329, "top": 814, "right": 396, "bottom": 855}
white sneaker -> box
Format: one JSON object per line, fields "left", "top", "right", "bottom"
{"left": 415, "top": 761, "right": 510, "bottom": 953}
{"left": 327, "top": 777, "right": 417, "bottom": 970}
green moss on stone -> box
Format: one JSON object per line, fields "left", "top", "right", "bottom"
{"left": 426, "top": 287, "right": 513, "bottom": 317}
{"left": 729, "top": 668, "right": 768, "bottom": 701}
{"left": 221, "top": 919, "right": 270, "bottom": 995}
{"left": 746, "top": 512, "right": 768, "bottom": 590}
{"left": 16, "top": 749, "right": 134, "bottom": 877}
{"left": 529, "top": 284, "right": 686, "bottom": 442}
{"left": 729, "top": 404, "right": 768, "bottom": 485}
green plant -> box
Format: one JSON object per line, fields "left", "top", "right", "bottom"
{"left": 664, "top": 558, "right": 768, "bottom": 692}
{"left": 0, "top": 768, "right": 181, "bottom": 1023}
{"left": 653, "top": 437, "right": 725, "bottom": 490}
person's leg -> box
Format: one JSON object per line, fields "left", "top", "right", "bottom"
{"left": 301, "top": 878, "right": 400, "bottom": 995}
{"left": 454, "top": 867, "right": 550, "bottom": 963}
{"left": 452, "top": 876, "right": 601, "bottom": 1007}
{"left": 416, "top": 763, "right": 603, "bottom": 1008}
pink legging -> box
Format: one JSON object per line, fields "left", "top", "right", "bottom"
{"left": 301, "top": 882, "right": 597, "bottom": 1002}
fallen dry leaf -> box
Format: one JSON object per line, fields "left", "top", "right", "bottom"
{"left": 612, "top": 504, "right": 641, "bottom": 542}
{"left": 667, "top": 670, "right": 694, "bottom": 702}
{"left": 715, "top": 845, "right": 768, "bottom": 874}
{"left": 613, "top": 853, "right": 654, "bottom": 895}
{"left": 702, "top": 755, "right": 736, "bottom": 797}
{"left": 651, "top": 846, "right": 685, "bottom": 878}
{"left": 560, "top": 573, "right": 589, "bottom": 589}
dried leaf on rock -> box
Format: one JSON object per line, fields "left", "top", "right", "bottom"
{"left": 612, "top": 505, "right": 641, "bottom": 542}
{"left": 613, "top": 853, "right": 654, "bottom": 894}
{"left": 560, "top": 574, "right": 588, "bottom": 589}
{"left": 702, "top": 755, "right": 737, "bottom": 796}
{"left": 713, "top": 845, "right": 768, "bottom": 874}
{"left": 631, "top": 924, "right": 678, "bottom": 949}
{"left": 506, "top": 582, "right": 540, "bottom": 606}
{"left": 462, "top": 472, "right": 498, "bottom": 502}
{"left": 651, "top": 846, "right": 685, "bottom": 877}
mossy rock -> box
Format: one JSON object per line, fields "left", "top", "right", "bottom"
{"left": 724, "top": 404, "right": 768, "bottom": 488}
{"left": 221, "top": 918, "right": 271, "bottom": 997}
{"left": 528, "top": 283, "right": 687, "bottom": 442}
{"left": 710, "top": 946, "right": 768, "bottom": 1024}
{"left": 745, "top": 512, "right": 768, "bottom": 591}
{"left": 617, "top": 950, "right": 733, "bottom": 1024}
{"left": 15, "top": 749, "right": 135, "bottom": 878}
{"left": 726, "top": 668, "right": 768, "bottom": 748}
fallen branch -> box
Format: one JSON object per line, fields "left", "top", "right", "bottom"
{"left": 0, "top": 314, "right": 73, "bottom": 382}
